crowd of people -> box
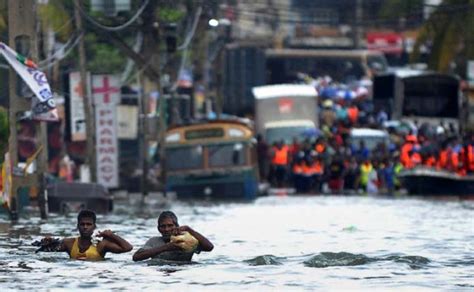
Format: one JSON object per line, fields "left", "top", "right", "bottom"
{"left": 256, "top": 79, "right": 474, "bottom": 195}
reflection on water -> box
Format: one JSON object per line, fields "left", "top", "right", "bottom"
{"left": 0, "top": 195, "right": 473, "bottom": 290}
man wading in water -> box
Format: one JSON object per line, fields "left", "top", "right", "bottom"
{"left": 133, "top": 211, "right": 214, "bottom": 262}
{"left": 35, "top": 209, "right": 133, "bottom": 260}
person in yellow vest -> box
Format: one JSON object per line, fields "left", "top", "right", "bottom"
{"left": 359, "top": 158, "right": 373, "bottom": 193}
{"left": 34, "top": 209, "right": 133, "bottom": 260}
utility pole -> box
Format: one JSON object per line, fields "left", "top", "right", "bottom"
{"left": 8, "top": 0, "right": 48, "bottom": 220}
{"left": 74, "top": 0, "right": 96, "bottom": 182}
{"left": 353, "top": 0, "right": 364, "bottom": 49}
{"left": 137, "top": 72, "right": 148, "bottom": 197}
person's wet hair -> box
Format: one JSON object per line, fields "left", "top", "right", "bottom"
{"left": 158, "top": 211, "right": 179, "bottom": 226}
{"left": 77, "top": 209, "right": 96, "bottom": 224}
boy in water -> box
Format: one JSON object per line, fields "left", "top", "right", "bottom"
{"left": 132, "top": 211, "right": 214, "bottom": 262}
{"left": 35, "top": 209, "right": 133, "bottom": 260}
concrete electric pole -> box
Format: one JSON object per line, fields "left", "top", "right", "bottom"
{"left": 74, "top": 0, "right": 96, "bottom": 182}
{"left": 8, "top": 0, "right": 48, "bottom": 220}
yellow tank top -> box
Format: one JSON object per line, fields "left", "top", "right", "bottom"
{"left": 70, "top": 237, "right": 104, "bottom": 261}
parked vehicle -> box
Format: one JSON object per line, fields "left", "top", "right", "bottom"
{"left": 47, "top": 182, "right": 113, "bottom": 214}
{"left": 373, "top": 70, "right": 462, "bottom": 131}
{"left": 349, "top": 128, "right": 390, "bottom": 151}
{"left": 164, "top": 120, "right": 262, "bottom": 200}
{"left": 252, "top": 84, "right": 319, "bottom": 144}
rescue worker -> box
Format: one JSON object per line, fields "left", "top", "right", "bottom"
{"left": 271, "top": 140, "right": 290, "bottom": 188}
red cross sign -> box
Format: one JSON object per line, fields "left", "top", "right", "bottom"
{"left": 92, "top": 75, "right": 119, "bottom": 104}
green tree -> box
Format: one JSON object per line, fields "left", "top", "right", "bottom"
{"left": 412, "top": 0, "right": 474, "bottom": 75}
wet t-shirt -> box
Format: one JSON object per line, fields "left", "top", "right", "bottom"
{"left": 139, "top": 236, "right": 200, "bottom": 261}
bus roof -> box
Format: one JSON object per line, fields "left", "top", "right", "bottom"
{"left": 252, "top": 84, "right": 317, "bottom": 100}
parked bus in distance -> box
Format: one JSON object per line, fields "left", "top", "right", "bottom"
{"left": 164, "top": 120, "right": 261, "bottom": 200}
{"left": 373, "top": 70, "right": 462, "bottom": 131}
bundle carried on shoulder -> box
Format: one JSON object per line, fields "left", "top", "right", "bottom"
{"left": 170, "top": 231, "right": 199, "bottom": 252}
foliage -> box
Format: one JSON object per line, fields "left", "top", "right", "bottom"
{"left": 38, "top": 0, "right": 73, "bottom": 42}
{"left": 379, "top": 0, "right": 424, "bottom": 19}
{"left": 412, "top": 0, "right": 474, "bottom": 74}
{"left": 0, "top": 1, "right": 6, "bottom": 34}
{"left": 84, "top": 33, "right": 125, "bottom": 74}
{"left": 157, "top": 6, "right": 185, "bottom": 23}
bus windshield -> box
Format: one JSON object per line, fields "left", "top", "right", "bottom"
{"left": 208, "top": 143, "right": 247, "bottom": 167}
{"left": 166, "top": 146, "right": 203, "bottom": 170}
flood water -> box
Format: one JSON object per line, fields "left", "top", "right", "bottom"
{"left": 0, "top": 194, "right": 473, "bottom": 290}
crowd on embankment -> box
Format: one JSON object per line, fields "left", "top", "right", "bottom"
{"left": 256, "top": 78, "right": 474, "bottom": 195}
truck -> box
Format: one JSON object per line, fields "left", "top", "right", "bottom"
{"left": 372, "top": 69, "right": 462, "bottom": 132}
{"left": 252, "top": 84, "right": 318, "bottom": 144}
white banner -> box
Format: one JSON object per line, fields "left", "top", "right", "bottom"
{"left": 117, "top": 105, "right": 138, "bottom": 139}
{"left": 0, "top": 42, "right": 58, "bottom": 121}
{"left": 69, "top": 72, "right": 89, "bottom": 141}
{"left": 95, "top": 104, "right": 119, "bottom": 188}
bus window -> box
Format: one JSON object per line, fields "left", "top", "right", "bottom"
{"left": 166, "top": 146, "right": 203, "bottom": 170}
{"left": 208, "top": 143, "right": 247, "bottom": 167}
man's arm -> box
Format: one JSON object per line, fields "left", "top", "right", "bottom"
{"left": 97, "top": 230, "right": 133, "bottom": 255}
{"left": 177, "top": 226, "right": 214, "bottom": 252}
{"left": 34, "top": 237, "right": 74, "bottom": 254}
{"left": 132, "top": 241, "right": 180, "bottom": 262}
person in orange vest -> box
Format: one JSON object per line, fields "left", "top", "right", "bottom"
{"left": 409, "top": 147, "right": 422, "bottom": 168}
{"left": 314, "top": 138, "right": 326, "bottom": 156}
{"left": 422, "top": 150, "right": 437, "bottom": 168}
{"left": 271, "top": 140, "right": 290, "bottom": 188}
{"left": 300, "top": 157, "right": 314, "bottom": 193}
{"left": 437, "top": 142, "right": 451, "bottom": 170}
{"left": 462, "top": 140, "right": 474, "bottom": 174}
{"left": 309, "top": 155, "right": 324, "bottom": 193}
{"left": 347, "top": 102, "right": 359, "bottom": 126}
{"left": 400, "top": 135, "right": 415, "bottom": 168}
{"left": 292, "top": 155, "right": 305, "bottom": 192}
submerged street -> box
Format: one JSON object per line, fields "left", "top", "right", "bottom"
{"left": 0, "top": 194, "right": 472, "bottom": 290}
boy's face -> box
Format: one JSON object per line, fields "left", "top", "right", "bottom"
{"left": 77, "top": 217, "right": 95, "bottom": 238}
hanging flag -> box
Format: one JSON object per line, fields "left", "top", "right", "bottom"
{"left": 0, "top": 42, "right": 58, "bottom": 121}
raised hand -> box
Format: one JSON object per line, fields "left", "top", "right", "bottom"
{"left": 96, "top": 230, "right": 114, "bottom": 239}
